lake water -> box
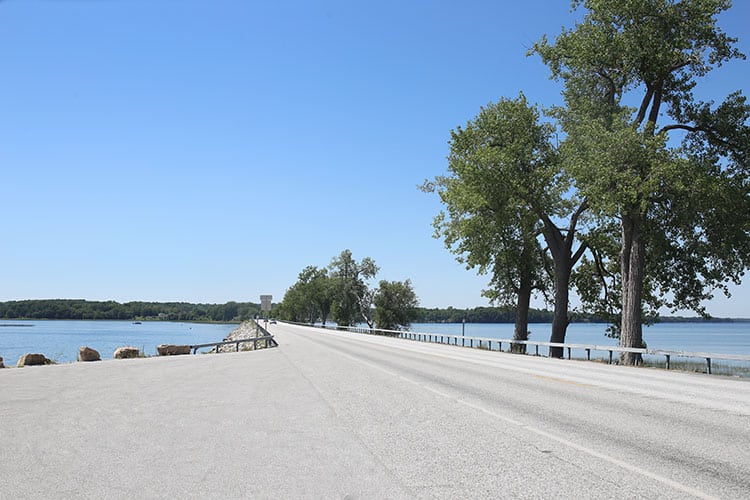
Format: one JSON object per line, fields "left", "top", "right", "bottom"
{"left": 2, "top": 319, "right": 749, "bottom": 368}
{"left": 408, "top": 322, "right": 750, "bottom": 356}
{"left": 0, "top": 320, "right": 237, "bottom": 365}
{"left": 404, "top": 322, "right": 750, "bottom": 369}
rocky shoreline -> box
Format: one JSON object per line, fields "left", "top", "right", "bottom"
{"left": 213, "top": 320, "right": 271, "bottom": 353}
{"left": 1, "top": 320, "right": 271, "bottom": 368}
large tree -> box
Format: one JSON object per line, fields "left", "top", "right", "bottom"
{"left": 329, "top": 249, "right": 379, "bottom": 327}
{"left": 535, "top": 0, "right": 750, "bottom": 363}
{"left": 277, "top": 266, "right": 333, "bottom": 324}
{"left": 425, "top": 94, "right": 588, "bottom": 355}
{"left": 373, "top": 279, "right": 420, "bottom": 331}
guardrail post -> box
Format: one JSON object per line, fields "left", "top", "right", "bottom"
{"left": 586, "top": 348, "right": 591, "bottom": 360}
{"left": 470, "top": 339, "right": 473, "bottom": 348}
{"left": 665, "top": 354, "right": 671, "bottom": 370}
{"left": 706, "top": 357, "right": 712, "bottom": 374}
{"left": 488, "top": 340, "right": 492, "bottom": 351}
{"left": 608, "top": 350, "right": 613, "bottom": 364}
{"left": 235, "top": 341, "right": 239, "bottom": 352}
{"left": 567, "top": 347, "right": 571, "bottom": 360}
{"left": 535, "top": 345, "right": 538, "bottom": 356}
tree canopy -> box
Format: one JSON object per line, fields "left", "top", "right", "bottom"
{"left": 373, "top": 279, "right": 419, "bottom": 331}
{"left": 0, "top": 299, "right": 260, "bottom": 322}
{"left": 534, "top": 0, "right": 750, "bottom": 362}
{"left": 276, "top": 250, "right": 420, "bottom": 330}
{"left": 424, "top": 0, "right": 749, "bottom": 363}
{"left": 424, "top": 94, "right": 589, "bottom": 355}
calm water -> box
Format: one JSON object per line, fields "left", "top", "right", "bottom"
{"left": 408, "top": 322, "right": 750, "bottom": 356}
{"left": 3, "top": 319, "right": 749, "bottom": 367}
{"left": 0, "top": 320, "right": 237, "bottom": 365}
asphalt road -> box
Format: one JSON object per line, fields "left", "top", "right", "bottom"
{"left": 1, "top": 322, "right": 749, "bottom": 499}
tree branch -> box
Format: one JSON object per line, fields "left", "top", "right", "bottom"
{"left": 646, "top": 81, "right": 663, "bottom": 131}
{"left": 571, "top": 241, "right": 589, "bottom": 267}
{"left": 596, "top": 69, "right": 617, "bottom": 106}
{"left": 669, "top": 58, "right": 693, "bottom": 73}
{"left": 635, "top": 84, "right": 654, "bottom": 126}
{"left": 567, "top": 198, "right": 589, "bottom": 239}
{"left": 659, "top": 123, "right": 743, "bottom": 150}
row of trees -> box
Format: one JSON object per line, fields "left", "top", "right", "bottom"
{"left": 415, "top": 306, "right": 555, "bottom": 324}
{"left": 275, "top": 249, "right": 419, "bottom": 331}
{"left": 0, "top": 299, "right": 261, "bottom": 322}
{"left": 424, "top": 0, "right": 750, "bottom": 363}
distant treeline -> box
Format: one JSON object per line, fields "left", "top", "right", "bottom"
{"left": 1, "top": 300, "right": 741, "bottom": 324}
{"left": 415, "top": 306, "right": 555, "bottom": 324}
{"left": 413, "top": 307, "right": 744, "bottom": 324}
{"left": 0, "top": 299, "right": 261, "bottom": 323}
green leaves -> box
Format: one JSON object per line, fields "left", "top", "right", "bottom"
{"left": 539, "top": 0, "right": 750, "bottom": 339}
{"left": 373, "top": 280, "right": 419, "bottom": 331}
{"left": 429, "top": 95, "right": 554, "bottom": 304}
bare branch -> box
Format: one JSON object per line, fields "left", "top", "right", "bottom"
{"left": 596, "top": 69, "right": 617, "bottom": 106}
{"left": 659, "top": 123, "right": 743, "bottom": 150}
{"left": 646, "top": 81, "right": 663, "bottom": 130}
{"left": 635, "top": 84, "right": 654, "bottom": 126}
{"left": 571, "top": 242, "right": 589, "bottom": 267}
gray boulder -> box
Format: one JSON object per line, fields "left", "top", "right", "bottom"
{"left": 17, "top": 353, "right": 50, "bottom": 367}
{"left": 78, "top": 346, "right": 101, "bottom": 362}
{"left": 114, "top": 346, "right": 140, "bottom": 359}
{"left": 156, "top": 344, "right": 191, "bottom": 356}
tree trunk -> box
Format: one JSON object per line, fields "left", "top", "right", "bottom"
{"left": 512, "top": 277, "right": 532, "bottom": 354}
{"left": 620, "top": 214, "right": 645, "bottom": 365}
{"left": 548, "top": 261, "right": 571, "bottom": 358}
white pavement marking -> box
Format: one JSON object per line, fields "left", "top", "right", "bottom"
{"left": 314, "top": 329, "right": 720, "bottom": 500}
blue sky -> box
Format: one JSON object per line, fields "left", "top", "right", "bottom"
{"left": 1, "top": 0, "right": 748, "bottom": 317}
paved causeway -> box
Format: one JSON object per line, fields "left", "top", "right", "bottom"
{"left": 2, "top": 322, "right": 749, "bottom": 499}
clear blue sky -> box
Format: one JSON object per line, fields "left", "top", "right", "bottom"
{"left": 1, "top": 0, "right": 748, "bottom": 317}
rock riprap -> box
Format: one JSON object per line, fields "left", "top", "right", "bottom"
{"left": 78, "top": 346, "right": 101, "bottom": 362}
{"left": 17, "top": 353, "right": 51, "bottom": 367}
{"left": 214, "top": 321, "right": 267, "bottom": 353}
{"left": 114, "top": 346, "right": 140, "bottom": 359}
{"left": 156, "top": 344, "right": 191, "bottom": 356}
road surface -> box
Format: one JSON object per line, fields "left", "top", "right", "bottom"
{"left": 1, "top": 321, "right": 748, "bottom": 499}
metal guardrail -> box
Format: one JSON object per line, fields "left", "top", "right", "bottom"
{"left": 189, "top": 334, "right": 277, "bottom": 354}
{"left": 254, "top": 319, "right": 274, "bottom": 338}
{"left": 288, "top": 321, "right": 750, "bottom": 375}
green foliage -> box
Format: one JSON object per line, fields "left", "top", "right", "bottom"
{"left": 278, "top": 251, "right": 425, "bottom": 331}
{"left": 0, "top": 299, "right": 260, "bottom": 322}
{"left": 424, "top": 93, "right": 590, "bottom": 351}
{"left": 275, "top": 266, "right": 334, "bottom": 324}
{"left": 374, "top": 280, "right": 419, "bottom": 331}
{"left": 329, "top": 249, "right": 379, "bottom": 327}
{"left": 414, "top": 306, "right": 554, "bottom": 324}
{"left": 533, "top": 0, "right": 750, "bottom": 355}
{"left": 423, "top": 94, "right": 554, "bottom": 308}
